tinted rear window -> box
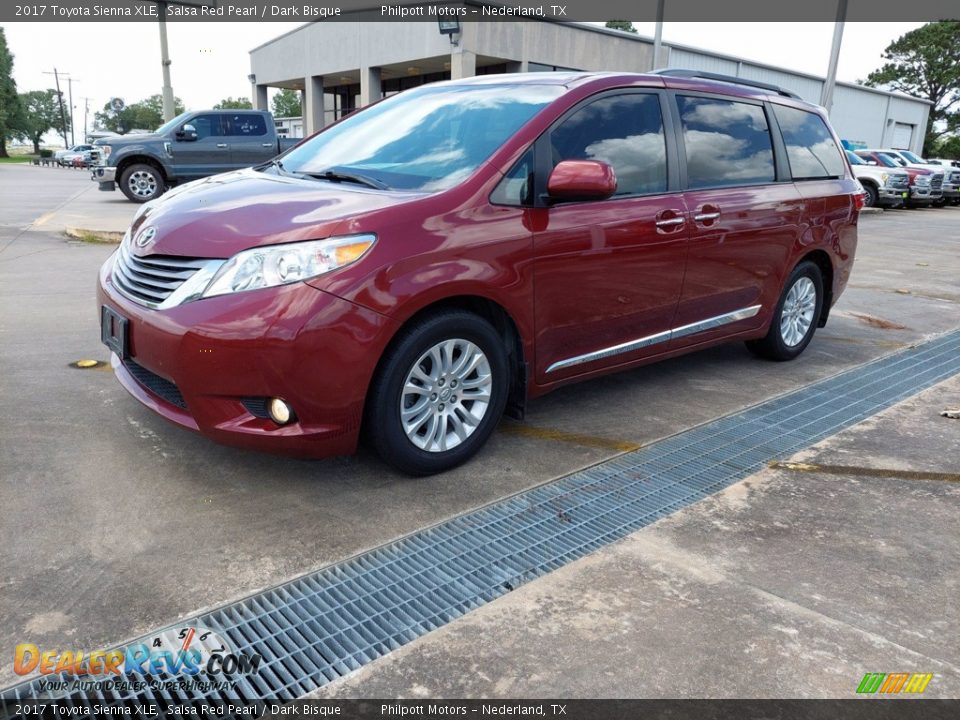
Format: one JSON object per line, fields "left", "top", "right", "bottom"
{"left": 774, "top": 105, "right": 845, "bottom": 180}
{"left": 677, "top": 96, "right": 775, "bottom": 189}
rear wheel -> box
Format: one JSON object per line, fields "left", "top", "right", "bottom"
{"left": 746, "top": 261, "right": 823, "bottom": 362}
{"left": 862, "top": 183, "right": 878, "bottom": 208}
{"left": 367, "top": 311, "right": 509, "bottom": 475}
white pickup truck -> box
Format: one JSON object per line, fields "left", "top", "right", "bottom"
{"left": 844, "top": 150, "right": 910, "bottom": 208}
{"left": 869, "top": 148, "right": 953, "bottom": 207}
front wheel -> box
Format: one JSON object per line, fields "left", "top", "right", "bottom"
{"left": 862, "top": 183, "right": 878, "bottom": 208}
{"left": 746, "top": 261, "right": 824, "bottom": 362}
{"left": 119, "top": 163, "right": 165, "bottom": 203}
{"left": 366, "top": 311, "right": 510, "bottom": 475}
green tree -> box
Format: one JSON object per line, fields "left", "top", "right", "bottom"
{"left": 933, "top": 134, "right": 960, "bottom": 158}
{"left": 0, "top": 28, "right": 23, "bottom": 158}
{"left": 605, "top": 21, "right": 637, "bottom": 34}
{"left": 865, "top": 22, "right": 960, "bottom": 156}
{"left": 13, "top": 89, "right": 69, "bottom": 154}
{"left": 271, "top": 88, "right": 302, "bottom": 118}
{"left": 94, "top": 94, "right": 185, "bottom": 134}
{"left": 214, "top": 96, "right": 253, "bottom": 109}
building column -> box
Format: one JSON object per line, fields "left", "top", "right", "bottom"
{"left": 450, "top": 49, "right": 476, "bottom": 79}
{"left": 253, "top": 83, "right": 268, "bottom": 111}
{"left": 360, "top": 67, "right": 382, "bottom": 108}
{"left": 304, "top": 75, "right": 326, "bottom": 135}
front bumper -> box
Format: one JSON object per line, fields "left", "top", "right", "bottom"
{"left": 941, "top": 183, "right": 959, "bottom": 198}
{"left": 910, "top": 185, "right": 942, "bottom": 202}
{"left": 877, "top": 186, "right": 909, "bottom": 206}
{"left": 97, "top": 255, "right": 400, "bottom": 458}
{"left": 91, "top": 166, "right": 117, "bottom": 191}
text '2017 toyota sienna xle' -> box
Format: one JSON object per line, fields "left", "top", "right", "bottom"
{"left": 98, "top": 70, "right": 860, "bottom": 475}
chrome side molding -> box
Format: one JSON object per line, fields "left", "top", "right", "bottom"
{"left": 546, "top": 304, "right": 762, "bottom": 374}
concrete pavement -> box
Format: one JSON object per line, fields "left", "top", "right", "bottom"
{"left": 317, "top": 376, "right": 960, "bottom": 698}
{"left": 1, "top": 163, "right": 959, "bottom": 696}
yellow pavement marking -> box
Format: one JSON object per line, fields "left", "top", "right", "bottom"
{"left": 770, "top": 461, "right": 960, "bottom": 483}
{"left": 32, "top": 212, "right": 55, "bottom": 227}
{"left": 500, "top": 423, "right": 641, "bottom": 452}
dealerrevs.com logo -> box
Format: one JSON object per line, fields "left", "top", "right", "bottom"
{"left": 14, "top": 627, "right": 262, "bottom": 693}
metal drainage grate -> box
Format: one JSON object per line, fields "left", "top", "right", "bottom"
{"left": 4, "top": 329, "right": 960, "bottom": 714}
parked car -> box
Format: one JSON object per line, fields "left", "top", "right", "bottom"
{"left": 855, "top": 150, "right": 940, "bottom": 207}
{"left": 90, "top": 110, "right": 300, "bottom": 203}
{"left": 918, "top": 157, "right": 960, "bottom": 206}
{"left": 844, "top": 150, "right": 909, "bottom": 208}
{"left": 865, "top": 148, "right": 948, "bottom": 206}
{"left": 97, "top": 71, "right": 861, "bottom": 475}
{"left": 55, "top": 144, "right": 96, "bottom": 166}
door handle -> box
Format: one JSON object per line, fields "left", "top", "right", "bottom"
{"left": 655, "top": 216, "right": 685, "bottom": 228}
{"left": 261, "top": 143, "right": 274, "bottom": 147}
{"left": 694, "top": 211, "right": 720, "bottom": 222}
{"left": 216, "top": 143, "right": 228, "bottom": 148}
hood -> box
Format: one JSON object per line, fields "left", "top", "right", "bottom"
{"left": 130, "top": 168, "right": 425, "bottom": 258}
{"left": 98, "top": 133, "right": 163, "bottom": 147}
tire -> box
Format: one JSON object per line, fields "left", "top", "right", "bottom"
{"left": 366, "top": 310, "right": 510, "bottom": 475}
{"left": 119, "top": 163, "right": 165, "bottom": 203}
{"left": 746, "top": 261, "right": 824, "bottom": 362}
{"left": 862, "top": 183, "right": 878, "bottom": 208}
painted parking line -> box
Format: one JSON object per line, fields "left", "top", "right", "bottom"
{"left": 499, "top": 422, "right": 641, "bottom": 452}
{"left": 770, "top": 461, "right": 960, "bottom": 483}
{"left": 4, "top": 328, "right": 960, "bottom": 715}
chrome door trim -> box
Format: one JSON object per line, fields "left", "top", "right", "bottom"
{"left": 545, "top": 304, "right": 762, "bottom": 374}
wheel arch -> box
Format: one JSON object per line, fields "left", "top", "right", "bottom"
{"left": 116, "top": 155, "right": 168, "bottom": 184}
{"left": 797, "top": 248, "right": 834, "bottom": 328}
{"left": 364, "top": 294, "right": 529, "bottom": 426}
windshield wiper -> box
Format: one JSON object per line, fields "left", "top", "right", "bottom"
{"left": 306, "top": 169, "right": 389, "bottom": 190}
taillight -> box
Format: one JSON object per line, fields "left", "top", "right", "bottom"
{"left": 853, "top": 191, "right": 865, "bottom": 211}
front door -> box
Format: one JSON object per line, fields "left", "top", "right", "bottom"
{"left": 532, "top": 91, "right": 689, "bottom": 384}
{"left": 170, "top": 114, "right": 231, "bottom": 179}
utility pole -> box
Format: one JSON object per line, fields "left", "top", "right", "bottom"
{"left": 80, "top": 97, "right": 92, "bottom": 142}
{"left": 158, "top": 1, "right": 175, "bottom": 122}
{"left": 652, "top": 0, "right": 665, "bottom": 71}
{"left": 820, "top": 0, "right": 848, "bottom": 114}
{"left": 43, "top": 69, "right": 70, "bottom": 148}
{"left": 66, "top": 77, "right": 78, "bottom": 146}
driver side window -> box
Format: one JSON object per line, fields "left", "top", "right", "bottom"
{"left": 189, "top": 115, "right": 225, "bottom": 140}
{"left": 549, "top": 93, "right": 667, "bottom": 196}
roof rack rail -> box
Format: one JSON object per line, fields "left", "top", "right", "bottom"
{"left": 651, "top": 68, "right": 803, "bottom": 100}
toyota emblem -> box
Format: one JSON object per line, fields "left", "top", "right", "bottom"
{"left": 135, "top": 226, "right": 157, "bottom": 248}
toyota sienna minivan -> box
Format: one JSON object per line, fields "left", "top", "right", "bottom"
{"left": 98, "top": 70, "right": 860, "bottom": 475}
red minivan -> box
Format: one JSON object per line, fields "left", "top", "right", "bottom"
{"left": 97, "top": 70, "right": 860, "bottom": 474}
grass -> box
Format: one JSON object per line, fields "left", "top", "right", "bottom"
{"left": 0, "top": 156, "right": 35, "bottom": 163}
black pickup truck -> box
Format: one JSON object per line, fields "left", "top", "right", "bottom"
{"left": 91, "top": 109, "right": 301, "bottom": 203}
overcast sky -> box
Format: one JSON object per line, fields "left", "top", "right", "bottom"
{"left": 3, "top": 20, "right": 922, "bottom": 144}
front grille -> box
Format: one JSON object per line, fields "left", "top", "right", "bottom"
{"left": 930, "top": 175, "right": 943, "bottom": 191}
{"left": 241, "top": 397, "right": 271, "bottom": 418}
{"left": 113, "top": 240, "right": 208, "bottom": 307}
{"left": 948, "top": 171, "right": 960, "bottom": 184}
{"left": 888, "top": 174, "right": 909, "bottom": 189}
{"left": 122, "top": 359, "right": 188, "bottom": 409}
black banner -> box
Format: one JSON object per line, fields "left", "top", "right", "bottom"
{"left": 3, "top": 0, "right": 960, "bottom": 23}
{"left": 2, "top": 699, "right": 960, "bottom": 720}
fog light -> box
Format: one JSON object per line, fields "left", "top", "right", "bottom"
{"left": 268, "top": 398, "right": 295, "bottom": 425}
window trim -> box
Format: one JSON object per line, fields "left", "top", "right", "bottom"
{"left": 668, "top": 90, "right": 785, "bottom": 192}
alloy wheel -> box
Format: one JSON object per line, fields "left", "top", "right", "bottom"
{"left": 780, "top": 276, "right": 817, "bottom": 347}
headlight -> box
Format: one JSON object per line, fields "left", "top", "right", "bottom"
{"left": 881, "top": 173, "right": 888, "bottom": 185}
{"left": 100, "top": 145, "right": 111, "bottom": 159}
{"left": 201, "top": 234, "right": 376, "bottom": 298}
{"left": 916, "top": 175, "right": 930, "bottom": 186}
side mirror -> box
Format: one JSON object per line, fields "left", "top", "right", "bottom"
{"left": 867, "top": 160, "right": 877, "bottom": 166}
{"left": 547, "top": 160, "right": 617, "bottom": 202}
{"left": 177, "top": 123, "right": 198, "bottom": 141}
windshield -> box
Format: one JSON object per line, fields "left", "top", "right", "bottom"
{"left": 845, "top": 150, "right": 865, "bottom": 165}
{"left": 154, "top": 111, "right": 193, "bottom": 136}
{"left": 876, "top": 153, "right": 902, "bottom": 168}
{"left": 277, "top": 83, "right": 564, "bottom": 192}
{"left": 899, "top": 150, "right": 924, "bottom": 163}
